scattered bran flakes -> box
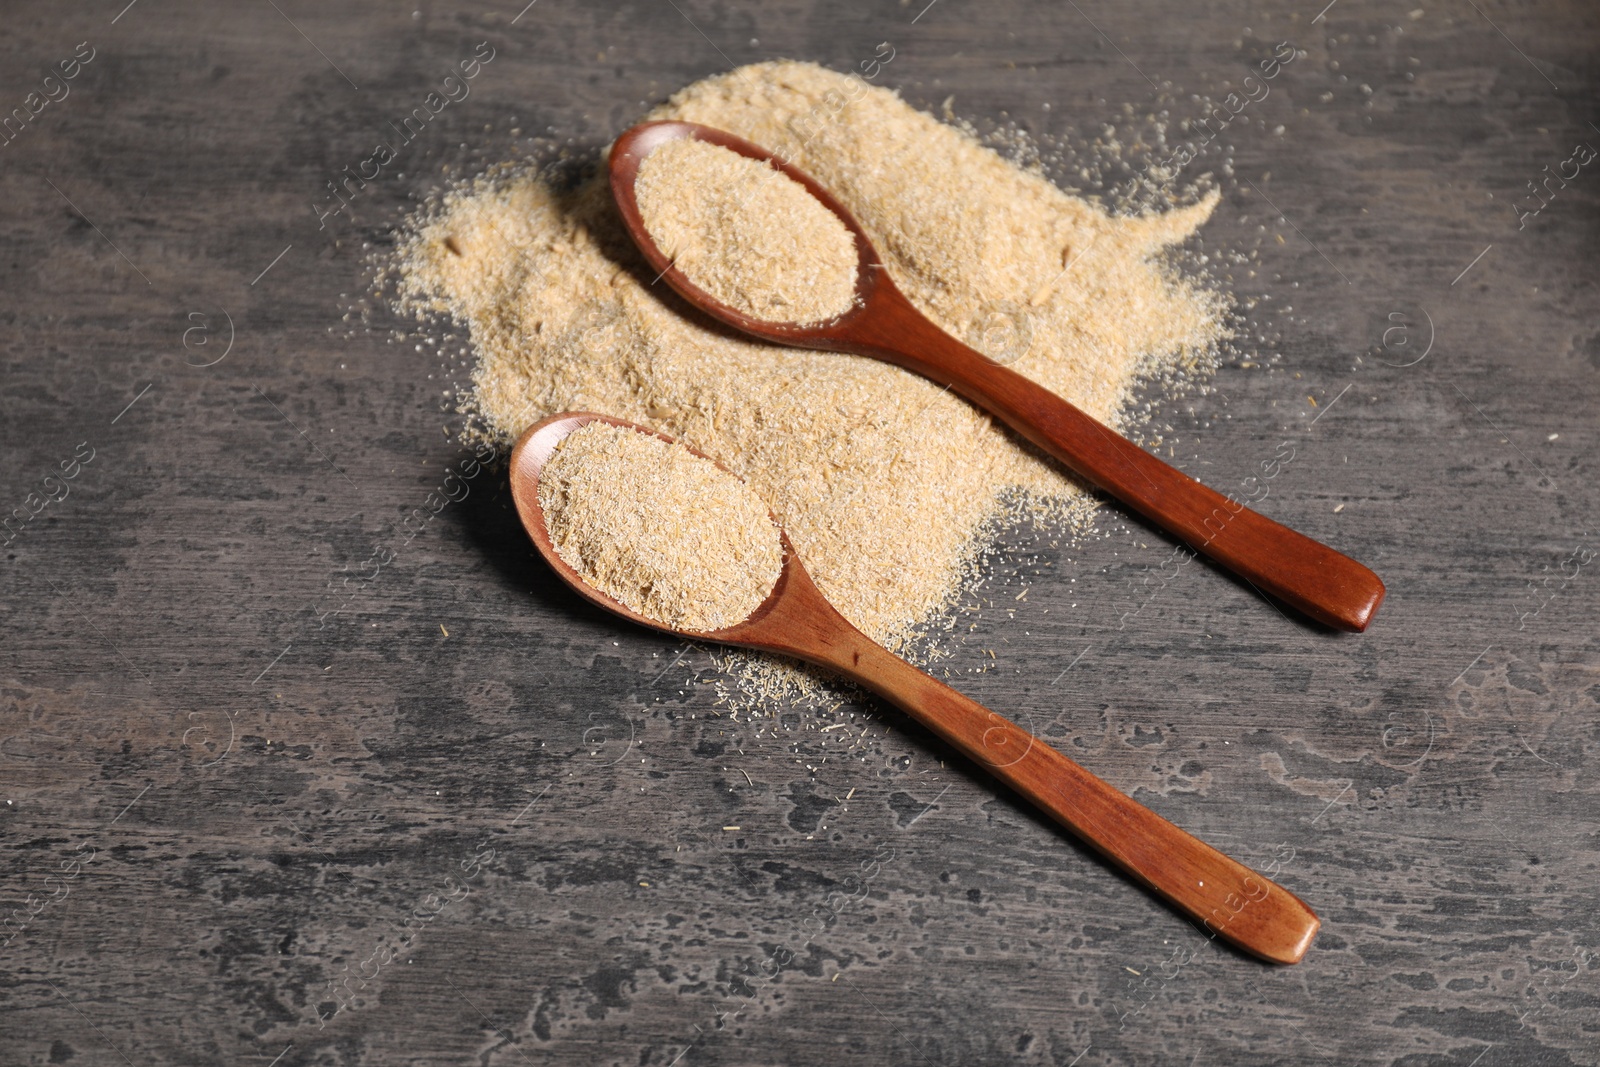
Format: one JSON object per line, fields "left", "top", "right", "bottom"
{"left": 539, "top": 422, "right": 782, "bottom": 632}
{"left": 394, "top": 60, "right": 1226, "bottom": 703}
{"left": 634, "top": 137, "right": 859, "bottom": 324}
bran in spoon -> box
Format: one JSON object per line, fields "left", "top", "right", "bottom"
{"left": 539, "top": 422, "right": 782, "bottom": 632}
{"left": 633, "top": 137, "right": 859, "bottom": 324}
{"left": 395, "top": 61, "right": 1224, "bottom": 697}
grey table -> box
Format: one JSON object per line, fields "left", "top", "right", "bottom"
{"left": 2, "top": 1, "right": 1597, "bottom": 1064}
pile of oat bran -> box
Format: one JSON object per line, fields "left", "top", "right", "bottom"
{"left": 395, "top": 60, "right": 1225, "bottom": 695}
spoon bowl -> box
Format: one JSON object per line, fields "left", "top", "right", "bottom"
{"left": 505, "top": 409, "right": 806, "bottom": 643}
{"left": 609, "top": 120, "right": 1386, "bottom": 633}
{"left": 607, "top": 120, "right": 889, "bottom": 340}
{"left": 510, "top": 411, "right": 1321, "bottom": 965}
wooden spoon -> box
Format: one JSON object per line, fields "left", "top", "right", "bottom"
{"left": 510, "top": 412, "right": 1321, "bottom": 965}
{"left": 607, "top": 120, "right": 1385, "bottom": 633}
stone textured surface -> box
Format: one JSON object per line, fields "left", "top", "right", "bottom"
{"left": 1, "top": 1, "right": 1597, "bottom": 1064}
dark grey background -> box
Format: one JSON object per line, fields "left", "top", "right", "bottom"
{"left": 2, "top": 1, "right": 1597, "bottom": 1064}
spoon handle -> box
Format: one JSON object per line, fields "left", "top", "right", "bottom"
{"left": 804, "top": 631, "right": 1320, "bottom": 964}
{"left": 848, "top": 296, "right": 1385, "bottom": 632}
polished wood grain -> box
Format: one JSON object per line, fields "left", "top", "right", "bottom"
{"left": 511, "top": 412, "right": 1321, "bottom": 965}
{"left": 609, "top": 120, "right": 1386, "bottom": 632}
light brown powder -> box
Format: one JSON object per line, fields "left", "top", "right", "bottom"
{"left": 539, "top": 422, "right": 782, "bottom": 632}
{"left": 634, "top": 137, "right": 858, "bottom": 324}
{"left": 395, "top": 60, "right": 1224, "bottom": 690}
